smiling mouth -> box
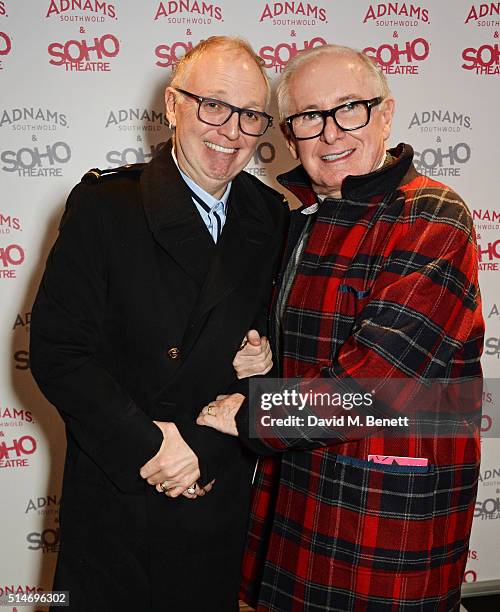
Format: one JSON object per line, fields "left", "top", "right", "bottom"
{"left": 321, "top": 149, "right": 354, "bottom": 161}
{"left": 204, "top": 141, "right": 238, "bottom": 154}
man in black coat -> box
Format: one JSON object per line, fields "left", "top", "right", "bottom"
{"left": 30, "top": 36, "right": 287, "bottom": 612}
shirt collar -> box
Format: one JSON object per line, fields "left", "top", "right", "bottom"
{"left": 171, "top": 146, "right": 231, "bottom": 212}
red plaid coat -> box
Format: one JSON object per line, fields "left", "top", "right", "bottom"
{"left": 238, "top": 144, "right": 484, "bottom": 611}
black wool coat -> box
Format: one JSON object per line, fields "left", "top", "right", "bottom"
{"left": 30, "top": 143, "right": 288, "bottom": 612}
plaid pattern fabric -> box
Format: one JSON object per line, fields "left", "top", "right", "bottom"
{"left": 240, "top": 144, "right": 484, "bottom": 611}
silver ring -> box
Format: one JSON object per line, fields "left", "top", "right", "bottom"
{"left": 186, "top": 484, "right": 197, "bottom": 495}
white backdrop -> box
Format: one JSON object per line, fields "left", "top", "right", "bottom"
{"left": 1, "top": 1, "right": 499, "bottom": 607}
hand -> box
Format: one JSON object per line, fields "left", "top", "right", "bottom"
{"left": 196, "top": 393, "right": 245, "bottom": 436}
{"left": 180, "top": 479, "right": 215, "bottom": 500}
{"left": 233, "top": 329, "right": 272, "bottom": 379}
{"left": 139, "top": 421, "right": 200, "bottom": 498}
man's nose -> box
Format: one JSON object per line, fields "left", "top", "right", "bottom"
{"left": 218, "top": 111, "right": 240, "bottom": 140}
{"left": 321, "top": 115, "right": 343, "bottom": 144}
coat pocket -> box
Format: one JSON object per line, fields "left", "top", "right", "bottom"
{"left": 330, "top": 454, "right": 437, "bottom": 574}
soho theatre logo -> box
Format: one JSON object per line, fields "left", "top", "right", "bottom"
{"left": 0, "top": 1, "right": 7, "bottom": 18}
{"left": 48, "top": 31, "right": 120, "bottom": 71}
{"left": 45, "top": 0, "right": 117, "bottom": 21}
{"left": 154, "top": 1, "right": 223, "bottom": 23}
{"left": 363, "top": 36, "right": 430, "bottom": 74}
{"left": 472, "top": 208, "right": 500, "bottom": 272}
{"left": 462, "top": 42, "right": 500, "bottom": 75}
{"left": 0, "top": 433, "right": 37, "bottom": 469}
{"left": 362, "top": 2, "right": 430, "bottom": 26}
{"left": 1, "top": 140, "right": 72, "bottom": 177}
{"left": 155, "top": 39, "right": 197, "bottom": 68}
{"left": 105, "top": 108, "right": 167, "bottom": 133}
{"left": 409, "top": 109, "right": 472, "bottom": 178}
{"left": 0, "top": 212, "right": 25, "bottom": 280}
{"left": 259, "top": 36, "right": 327, "bottom": 73}
{"left": 475, "top": 495, "right": 500, "bottom": 519}
{"left": 244, "top": 142, "right": 276, "bottom": 178}
{"left": 105, "top": 141, "right": 167, "bottom": 167}
{"left": 0, "top": 107, "right": 69, "bottom": 133}
{"left": 258, "top": 1, "right": 328, "bottom": 26}
{"left": 27, "top": 517, "right": 60, "bottom": 554}
{"left": 0, "top": 29, "right": 11, "bottom": 70}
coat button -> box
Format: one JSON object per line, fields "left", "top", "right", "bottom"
{"left": 167, "top": 346, "right": 180, "bottom": 360}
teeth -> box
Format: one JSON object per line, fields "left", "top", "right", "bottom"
{"left": 321, "top": 149, "right": 354, "bottom": 161}
{"left": 204, "top": 141, "right": 238, "bottom": 154}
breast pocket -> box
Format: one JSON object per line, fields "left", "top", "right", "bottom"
{"left": 331, "top": 284, "right": 372, "bottom": 359}
{"left": 330, "top": 454, "right": 437, "bottom": 574}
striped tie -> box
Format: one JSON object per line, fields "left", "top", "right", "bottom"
{"left": 187, "top": 187, "right": 223, "bottom": 242}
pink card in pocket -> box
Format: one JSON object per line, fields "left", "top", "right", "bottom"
{"left": 368, "top": 455, "right": 429, "bottom": 467}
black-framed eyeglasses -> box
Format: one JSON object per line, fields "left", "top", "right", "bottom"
{"left": 175, "top": 88, "right": 273, "bottom": 137}
{"left": 285, "top": 97, "right": 384, "bottom": 140}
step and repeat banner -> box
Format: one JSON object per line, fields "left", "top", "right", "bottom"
{"left": 1, "top": 0, "right": 499, "bottom": 607}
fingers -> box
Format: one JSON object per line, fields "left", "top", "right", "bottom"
{"left": 246, "top": 329, "right": 262, "bottom": 346}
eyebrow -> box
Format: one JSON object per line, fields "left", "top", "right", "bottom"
{"left": 204, "top": 90, "right": 264, "bottom": 110}
{"left": 297, "top": 93, "right": 366, "bottom": 112}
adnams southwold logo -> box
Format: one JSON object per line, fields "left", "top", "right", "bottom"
{"left": 0, "top": 212, "right": 21, "bottom": 234}
{"left": 473, "top": 209, "right": 500, "bottom": 272}
{"left": 0, "top": 107, "right": 69, "bottom": 132}
{"left": 363, "top": 37, "right": 430, "bottom": 74}
{"left": 48, "top": 32, "right": 120, "bottom": 71}
{"left": 465, "top": 2, "right": 500, "bottom": 26}
{"left": 45, "top": 0, "right": 117, "bottom": 21}
{"left": 486, "top": 302, "right": 500, "bottom": 319}
{"left": 362, "top": 2, "right": 430, "bottom": 26}
{"left": 408, "top": 109, "right": 471, "bottom": 133}
{"left": 0, "top": 405, "right": 34, "bottom": 429}
{"left": 105, "top": 108, "right": 167, "bottom": 132}
{"left": 259, "top": 36, "right": 327, "bottom": 73}
{"left": 258, "top": 1, "right": 328, "bottom": 26}
{"left": 154, "top": 1, "right": 223, "bottom": 23}
{"left": 26, "top": 494, "right": 60, "bottom": 515}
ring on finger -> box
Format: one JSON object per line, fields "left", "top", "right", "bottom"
{"left": 160, "top": 481, "right": 169, "bottom": 494}
{"left": 186, "top": 484, "right": 197, "bottom": 495}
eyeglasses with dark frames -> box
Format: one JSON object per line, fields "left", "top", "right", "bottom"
{"left": 285, "top": 97, "right": 384, "bottom": 140}
{"left": 175, "top": 88, "right": 273, "bottom": 137}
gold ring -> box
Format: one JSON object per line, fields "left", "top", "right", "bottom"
{"left": 160, "top": 481, "right": 169, "bottom": 493}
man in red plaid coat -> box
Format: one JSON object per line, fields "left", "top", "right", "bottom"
{"left": 198, "top": 45, "right": 484, "bottom": 611}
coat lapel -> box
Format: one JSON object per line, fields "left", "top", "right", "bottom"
{"left": 140, "top": 142, "right": 215, "bottom": 287}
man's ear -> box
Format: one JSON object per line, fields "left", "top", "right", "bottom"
{"left": 381, "top": 96, "right": 395, "bottom": 142}
{"left": 165, "top": 87, "right": 177, "bottom": 127}
{"left": 281, "top": 123, "right": 299, "bottom": 160}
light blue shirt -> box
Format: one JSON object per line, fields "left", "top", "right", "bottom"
{"left": 171, "top": 147, "right": 231, "bottom": 243}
